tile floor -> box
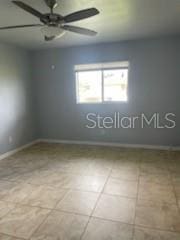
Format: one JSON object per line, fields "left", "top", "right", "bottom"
{"left": 0, "top": 143, "right": 180, "bottom": 239}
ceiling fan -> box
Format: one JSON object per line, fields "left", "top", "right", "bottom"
{"left": 0, "top": 0, "right": 99, "bottom": 41}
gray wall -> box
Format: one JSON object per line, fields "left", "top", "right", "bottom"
{"left": 1, "top": 37, "right": 179, "bottom": 155}
{"left": 32, "top": 37, "right": 180, "bottom": 147}
{"left": 0, "top": 43, "right": 37, "bottom": 155}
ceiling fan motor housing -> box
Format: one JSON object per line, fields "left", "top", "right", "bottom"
{"left": 40, "top": 13, "right": 64, "bottom": 25}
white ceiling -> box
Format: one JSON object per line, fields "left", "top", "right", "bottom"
{"left": 0, "top": 0, "right": 180, "bottom": 49}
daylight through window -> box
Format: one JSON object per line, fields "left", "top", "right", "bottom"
{"left": 75, "top": 62, "right": 129, "bottom": 103}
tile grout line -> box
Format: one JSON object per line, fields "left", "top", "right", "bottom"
{"left": 27, "top": 209, "right": 53, "bottom": 240}
{"left": 90, "top": 215, "right": 180, "bottom": 234}
{"left": 25, "top": 186, "right": 71, "bottom": 239}
{"left": 1, "top": 211, "right": 180, "bottom": 240}
{"left": 0, "top": 232, "right": 27, "bottom": 240}
{"left": 1, "top": 145, "right": 180, "bottom": 239}
{"left": 167, "top": 151, "right": 180, "bottom": 215}
{"left": 53, "top": 188, "right": 71, "bottom": 210}
{"left": 79, "top": 160, "right": 114, "bottom": 240}
{"left": 1, "top": 200, "right": 179, "bottom": 235}
{"left": 131, "top": 153, "right": 142, "bottom": 239}
{"left": 0, "top": 202, "right": 18, "bottom": 222}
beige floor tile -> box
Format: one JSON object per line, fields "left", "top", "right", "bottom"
{"left": 85, "top": 164, "right": 111, "bottom": 177}
{"left": 174, "top": 185, "right": 180, "bottom": 207}
{"left": 135, "top": 199, "right": 180, "bottom": 232}
{"left": 168, "top": 160, "right": 180, "bottom": 174}
{"left": 69, "top": 162, "right": 91, "bottom": 175}
{"left": 114, "top": 162, "right": 139, "bottom": 171}
{"left": 139, "top": 174, "right": 172, "bottom": 185}
{"left": 2, "top": 183, "right": 35, "bottom": 203}
{"left": 82, "top": 217, "right": 133, "bottom": 240}
{"left": 0, "top": 181, "right": 18, "bottom": 200}
{"left": 22, "top": 185, "right": 68, "bottom": 209}
{"left": 56, "top": 190, "right": 99, "bottom": 215}
{"left": 0, "top": 234, "right": 21, "bottom": 240}
{"left": 20, "top": 170, "right": 50, "bottom": 185}
{"left": 1, "top": 144, "right": 180, "bottom": 239}
{"left": 141, "top": 151, "right": 168, "bottom": 162}
{"left": 138, "top": 182, "right": 176, "bottom": 204}
{"left": 104, "top": 178, "right": 138, "bottom": 198}
{"left": 45, "top": 172, "right": 76, "bottom": 188}
{"left": 1, "top": 169, "right": 31, "bottom": 183}
{"left": 133, "top": 227, "right": 180, "bottom": 240}
{"left": 43, "top": 161, "right": 81, "bottom": 175}
{"left": 110, "top": 168, "right": 139, "bottom": 181}
{"left": 31, "top": 210, "right": 89, "bottom": 240}
{"left": 140, "top": 163, "right": 169, "bottom": 175}
{"left": 0, "top": 168, "right": 15, "bottom": 180}
{"left": 0, "top": 201, "right": 16, "bottom": 219}
{"left": 93, "top": 194, "right": 136, "bottom": 224}
{"left": 170, "top": 151, "right": 180, "bottom": 160}
{"left": 72, "top": 176, "right": 107, "bottom": 193}
{"left": 172, "top": 174, "right": 180, "bottom": 207}
{"left": 0, "top": 205, "right": 50, "bottom": 239}
{"left": 172, "top": 174, "right": 180, "bottom": 184}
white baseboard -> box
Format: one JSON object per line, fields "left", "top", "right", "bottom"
{"left": 1, "top": 139, "right": 179, "bottom": 161}
{"left": 0, "top": 139, "right": 40, "bottom": 161}
{"left": 39, "top": 138, "right": 180, "bottom": 151}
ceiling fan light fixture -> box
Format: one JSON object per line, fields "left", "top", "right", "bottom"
{"left": 41, "top": 25, "right": 65, "bottom": 38}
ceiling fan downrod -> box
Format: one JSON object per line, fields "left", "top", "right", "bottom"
{"left": 44, "top": 0, "right": 58, "bottom": 13}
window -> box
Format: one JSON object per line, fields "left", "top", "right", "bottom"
{"left": 75, "top": 61, "right": 129, "bottom": 103}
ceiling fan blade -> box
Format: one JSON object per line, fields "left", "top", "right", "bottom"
{"left": 44, "top": 36, "right": 56, "bottom": 41}
{"left": 0, "top": 24, "right": 43, "bottom": 30}
{"left": 12, "top": 1, "right": 43, "bottom": 19}
{"left": 63, "top": 8, "right": 99, "bottom": 23}
{"left": 62, "top": 25, "right": 97, "bottom": 36}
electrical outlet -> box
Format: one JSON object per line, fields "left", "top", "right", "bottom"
{"left": 51, "top": 65, "right": 55, "bottom": 70}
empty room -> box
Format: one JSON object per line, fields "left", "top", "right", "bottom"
{"left": 0, "top": 0, "right": 180, "bottom": 239}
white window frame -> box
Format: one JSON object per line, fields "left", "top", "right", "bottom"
{"left": 75, "top": 61, "right": 129, "bottom": 104}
